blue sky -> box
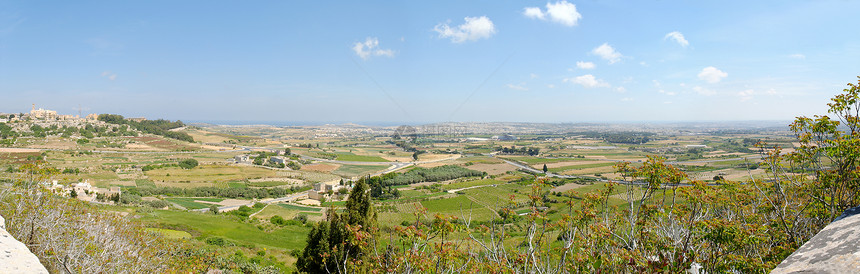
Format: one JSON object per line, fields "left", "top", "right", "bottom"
{"left": 1, "top": 1, "right": 859, "bottom": 124}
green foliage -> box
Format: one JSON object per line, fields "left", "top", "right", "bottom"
{"left": 497, "top": 145, "right": 540, "bottom": 156}
{"left": 297, "top": 180, "right": 376, "bottom": 273}
{"left": 178, "top": 158, "right": 199, "bottom": 169}
{"left": 386, "top": 164, "right": 486, "bottom": 186}
{"left": 125, "top": 185, "right": 311, "bottom": 199}
{"left": 98, "top": 114, "right": 194, "bottom": 142}
{"left": 270, "top": 215, "right": 289, "bottom": 226}
{"left": 577, "top": 131, "right": 655, "bottom": 144}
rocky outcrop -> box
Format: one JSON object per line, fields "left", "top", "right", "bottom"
{"left": 772, "top": 207, "right": 860, "bottom": 273}
{"left": 0, "top": 215, "right": 49, "bottom": 274}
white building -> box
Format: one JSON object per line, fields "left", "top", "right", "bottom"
{"left": 308, "top": 180, "right": 348, "bottom": 201}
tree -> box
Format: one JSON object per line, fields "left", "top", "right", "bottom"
{"left": 178, "top": 158, "right": 198, "bottom": 169}
{"left": 297, "top": 179, "right": 376, "bottom": 273}
{"left": 69, "top": 189, "right": 77, "bottom": 198}
{"left": 542, "top": 164, "right": 548, "bottom": 173}
{"left": 209, "top": 205, "right": 219, "bottom": 214}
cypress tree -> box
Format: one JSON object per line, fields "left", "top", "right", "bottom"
{"left": 297, "top": 179, "right": 376, "bottom": 273}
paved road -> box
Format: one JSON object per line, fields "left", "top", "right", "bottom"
{"left": 192, "top": 190, "right": 310, "bottom": 213}
{"left": 447, "top": 184, "right": 496, "bottom": 194}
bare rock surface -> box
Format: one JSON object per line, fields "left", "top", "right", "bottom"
{"left": 0, "top": 215, "right": 49, "bottom": 274}
{"left": 773, "top": 206, "right": 860, "bottom": 273}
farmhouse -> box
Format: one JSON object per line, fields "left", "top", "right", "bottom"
{"left": 233, "top": 154, "right": 251, "bottom": 164}
{"left": 270, "top": 156, "right": 287, "bottom": 165}
{"left": 308, "top": 180, "right": 348, "bottom": 201}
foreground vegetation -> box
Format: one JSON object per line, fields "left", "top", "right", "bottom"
{"left": 2, "top": 78, "right": 858, "bottom": 272}
{"left": 290, "top": 77, "right": 860, "bottom": 273}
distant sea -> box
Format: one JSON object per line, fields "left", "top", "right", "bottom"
{"left": 186, "top": 120, "right": 412, "bottom": 127}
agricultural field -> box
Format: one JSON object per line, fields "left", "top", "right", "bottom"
{"left": 145, "top": 165, "right": 278, "bottom": 183}
{"left": 331, "top": 164, "right": 389, "bottom": 178}
{"left": 0, "top": 119, "right": 797, "bottom": 271}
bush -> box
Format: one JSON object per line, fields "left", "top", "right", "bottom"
{"left": 293, "top": 214, "right": 309, "bottom": 224}
{"left": 178, "top": 158, "right": 198, "bottom": 169}
{"left": 146, "top": 200, "right": 170, "bottom": 209}
{"left": 205, "top": 237, "right": 232, "bottom": 247}
{"left": 271, "top": 215, "right": 288, "bottom": 226}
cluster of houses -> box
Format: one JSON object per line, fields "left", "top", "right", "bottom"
{"left": 231, "top": 152, "right": 291, "bottom": 165}
{"left": 0, "top": 104, "right": 100, "bottom": 123}
{"left": 42, "top": 180, "right": 122, "bottom": 203}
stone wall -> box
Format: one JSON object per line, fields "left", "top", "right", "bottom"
{"left": 0, "top": 215, "right": 49, "bottom": 273}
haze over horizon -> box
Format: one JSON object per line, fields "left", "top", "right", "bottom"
{"left": 1, "top": 1, "right": 859, "bottom": 123}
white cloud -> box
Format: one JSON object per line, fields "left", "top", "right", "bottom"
{"left": 576, "top": 61, "right": 595, "bottom": 70}
{"left": 506, "top": 83, "right": 529, "bottom": 91}
{"left": 434, "top": 16, "right": 496, "bottom": 43}
{"left": 621, "top": 97, "right": 633, "bottom": 101}
{"left": 738, "top": 89, "right": 754, "bottom": 101}
{"left": 592, "top": 43, "right": 622, "bottom": 64}
{"left": 698, "top": 66, "right": 727, "bottom": 83}
{"left": 615, "top": 87, "right": 626, "bottom": 93}
{"left": 658, "top": 89, "right": 676, "bottom": 96}
{"left": 547, "top": 84, "right": 556, "bottom": 89}
{"left": 789, "top": 53, "right": 806, "bottom": 59}
{"left": 524, "top": 1, "right": 582, "bottom": 27}
{"left": 693, "top": 86, "right": 716, "bottom": 96}
{"left": 766, "top": 88, "right": 777, "bottom": 95}
{"left": 524, "top": 7, "right": 545, "bottom": 20}
{"left": 530, "top": 73, "right": 539, "bottom": 79}
{"left": 101, "top": 71, "right": 117, "bottom": 81}
{"left": 565, "top": 74, "right": 610, "bottom": 88}
{"left": 352, "top": 37, "right": 395, "bottom": 60}
{"left": 664, "top": 31, "right": 689, "bottom": 47}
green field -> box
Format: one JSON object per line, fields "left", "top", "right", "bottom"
{"left": 165, "top": 197, "right": 224, "bottom": 210}
{"left": 227, "top": 182, "right": 247, "bottom": 188}
{"left": 145, "top": 228, "right": 192, "bottom": 239}
{"left": 277, "top": 203, "right": 323, "bottom": 212}
{"left": 140, "top": 210, "right": 311, "bottom": 250}
{"left": 421, "top": 195, "right": 483, "bottom": 211}
{"left": 443, "top": 178, "right": 501, "bottom": 191}
{"left": 463, "top": 184, "right": 530, "bottom": 208}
